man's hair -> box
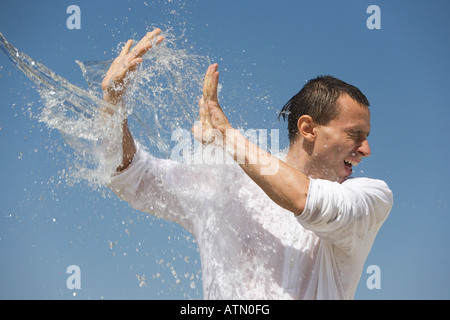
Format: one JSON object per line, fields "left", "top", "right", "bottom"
{"left": 278, "top": 75, "right": 370, "bottom": 142}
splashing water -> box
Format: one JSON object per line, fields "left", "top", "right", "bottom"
{"left": 1, "top": 30, "right": 212, "bottom": 298}
{"left": 0, "top": 31, "right": 209, "bottom": 188}
{"left": 1, "top": 32, "right": 121, "bottom": 188}
{"left": 1, "top": 29, "right": 277, "bottom": 299}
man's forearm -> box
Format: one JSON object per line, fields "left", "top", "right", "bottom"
{"left": 101, "top": 96, "right": 136, "bottom": 173}
{"left": 224, "top": 129, "right": 309, "bottom": 216}
{"left": 117, "top": 118, "right": 136, "bottom": 172}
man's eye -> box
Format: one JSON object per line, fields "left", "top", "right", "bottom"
{"left": 347, "top": 131, "right": 366, "bottom": 142}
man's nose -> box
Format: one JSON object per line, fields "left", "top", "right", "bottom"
{"left": 358, "top": 139, "right": 371, "bottom": 158}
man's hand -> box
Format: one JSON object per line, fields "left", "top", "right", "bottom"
{"left": 193, "top": 65, "right": 309, "bottom": 215}
{"left": 101, "top": 29, "right": 163, "bottom": 172}
{"left": 193, "top": 63, "right": 232, "bottom": 144}
{"left": 102, "top": 28, "right": 164, "bottom": 105}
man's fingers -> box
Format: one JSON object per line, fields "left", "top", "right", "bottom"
{"left": 120, "top": 39, "right": 133, "bottom": 56}
{"left": 134, "top": 30, "right": 154, "bottom": 49}
{"left": 139, "top": 28, "right": 162, "bottom": 47}
{"left": 120, "top": 30, "right": 165, "bottom": 75}
{"left": 202, "top": 63, "right": 218, "bottom": 99}
{"left": 202, "top": 64, "right": 215, "bottom": 97}
{"left": 129, "top": 35, "right": 164, "bottom": 63}
{"left": 202, "top": 67, "right": 211, "bottom": 98}
{"left": 155, "top": 35, "right": 164, "bottom": 45}
{"left": 132, "top": 29, "right": 164, "bottom": 57}
{"left": 127, "top": 57, "right": 143, "bottom": 72}
{"left": 209, "top": 70, "right": 219, "bottom": 101}
{"left": 116, "top": 29, "right": 163, "bottom": 67}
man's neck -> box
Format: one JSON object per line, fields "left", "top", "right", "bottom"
{"left": 285, "top": 140, "right": 309, "bottom": 172}
{"left": 285, "top": 139, "right": 328, "bottom": 181}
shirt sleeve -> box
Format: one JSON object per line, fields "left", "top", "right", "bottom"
{"left": 298, "top": 177, "right": 393, "bottom": 251}
{"left": 107, "top": 141, "right": 220, "bottom": 236}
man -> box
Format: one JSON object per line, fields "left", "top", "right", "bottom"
{"left": 103, "top": 29, "right": 393, "bottom": 299}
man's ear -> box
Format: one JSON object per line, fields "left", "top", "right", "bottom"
{"left": 297, "top": 115, "right": 317, "bottom": 142}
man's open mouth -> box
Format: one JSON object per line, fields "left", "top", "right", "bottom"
{"left": 344, "top": 159, "right": 359, "bottom": 167}
{"left": 343, "top": 159, "right": 360, "bottom": 176}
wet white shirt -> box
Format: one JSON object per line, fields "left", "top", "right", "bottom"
{"left": 108, "top": 142, "right": 393, "bottom": 300}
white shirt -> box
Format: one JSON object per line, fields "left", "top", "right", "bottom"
{"left": 108, "top": 142, "right": 393, "bottom": 300}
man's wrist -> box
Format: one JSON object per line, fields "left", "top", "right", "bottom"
{"left": 224, "top": 128, "right": 247, "bottom": 163}
{"left": 103, "top": 92, "right": 124, "bottom": 106}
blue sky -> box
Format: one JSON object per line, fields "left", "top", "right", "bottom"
{"left": 0, "top": 0, "right": 449, "bottom": 299}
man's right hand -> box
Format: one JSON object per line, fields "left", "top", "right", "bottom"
{"left": 102, "top": 28, "right": 164, "bottom": 105}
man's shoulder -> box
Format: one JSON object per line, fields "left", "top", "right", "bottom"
{"left": 313, "top": 176, "right": 391, "bottom": 194}
{"left": 344, "top": 176, "right": 390, "bottom": 189}
{"left": 343, "top": 177, "right": 393, "bottom": 208}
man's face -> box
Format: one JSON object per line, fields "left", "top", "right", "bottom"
{"left": 308, "top": 94, "right": 372, "bottom": 183}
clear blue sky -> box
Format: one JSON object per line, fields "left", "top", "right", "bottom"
{"left": 0, "top": 0, "right": 449, "bottom": 299}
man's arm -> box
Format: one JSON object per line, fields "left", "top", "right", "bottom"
{"left": 193, "top": 64, "right": 310, "bottom": 215}
{"left": 101, "top": 29, "right": 164, "bottom": 172}
{"left": 224, "top": 128, "right": 310, "bottom": 215}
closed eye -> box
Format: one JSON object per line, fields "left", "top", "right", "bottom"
{"left": 345, "top": 130, "right": 370, "bottom": 141}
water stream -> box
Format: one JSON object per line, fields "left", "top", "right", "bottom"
{"left": 1, "top": 31, "right": 210, "bottom": 188}
{"left": 0, "top": 30, "right": 276, "bottom": 299}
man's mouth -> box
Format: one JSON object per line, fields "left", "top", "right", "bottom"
{"left": 344, "top": 159, "right": 359, "bottom": 167}
{"left": 343, "top": 158, "right": 360, "bottom": 177}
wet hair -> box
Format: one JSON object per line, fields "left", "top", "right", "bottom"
{"left": 278, "top": 75, "right": 370, "bottom": 142}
